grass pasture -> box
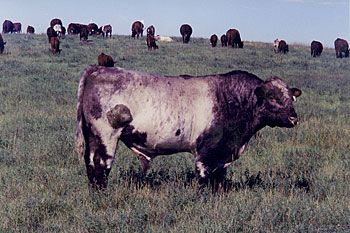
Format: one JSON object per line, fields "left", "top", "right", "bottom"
{"left": 0, "top": 33, "right": 350, "bottom": 232}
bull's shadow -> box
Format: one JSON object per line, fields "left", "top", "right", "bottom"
{"left": 113, "top": 167, "right": 310, "bottom": 193}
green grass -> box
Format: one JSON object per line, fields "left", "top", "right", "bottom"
{"left": 1, "top": 33, "right": 350, "bottom": 232}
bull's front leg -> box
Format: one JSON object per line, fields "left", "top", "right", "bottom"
{"left": 195, "top": 158, "right": 227, "bottom": 191}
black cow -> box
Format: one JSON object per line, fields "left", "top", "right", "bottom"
{"left": 278, "top": 40, "right": 289, "bottom": 54}
{"left": 226, "top": 29, "right": 243, "bottom": 48}
{"left": 311, "top": 41, "right": 323, "bottom": 57}
{"left": 131, "top": 21, "right": 144, "bottom": 39}
{"left": 80, "top": 25, "right": 89, "bottom": 41}
{"left": 334, "top": 38, "right": 349, "bottom": 58}
{"left": 0, "top": 33, "right": 6, "bottom": 54}
{"left": 180, "top": 24, "right": 192, "bottom": 43}
{"left": 47, "top": 27, "right": 58, "bottom": 43}
{"left": 50, "top": 18, "right": 63, "bottom": 28}
{"left": 210, "top": 34, "right": 218, "bottom": 47}
{"left": 2, "top": 20, "right": 14, "bottom": 34}
{"left": 146, "top": 35, "right": 158, "bottom": 50}
{"left": 221, "top": 34, "right": 228, "bottom": 47}
{"left": 147, "top": 25, "right": 155, "bottom": 36}
{"left": 76, "top": 66, "right": 302, "bottom": 190}
{"left": 27, "top": 25, "right": 35, "bottom": 34}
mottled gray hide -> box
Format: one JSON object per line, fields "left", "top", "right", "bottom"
{"left": 75, "top": 66, "right": 301, "bottom": 189}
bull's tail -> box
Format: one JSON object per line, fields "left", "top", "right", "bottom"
{"left": 75, "top": 65, "right": 99, "bottom": 160}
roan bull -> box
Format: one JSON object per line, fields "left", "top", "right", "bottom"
{"left": 75, "top": 66, "right": 302, "bottom": 190}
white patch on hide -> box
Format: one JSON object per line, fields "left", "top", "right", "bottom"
{"left": 196, "top": 161, "right": 207, "bottom": 178}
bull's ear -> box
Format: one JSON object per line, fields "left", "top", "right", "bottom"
{"left": 291, "top": 88, "right": 302, "bottom": 100}
{"left": 254, "top": 86, "right": 265, "bottom": 106}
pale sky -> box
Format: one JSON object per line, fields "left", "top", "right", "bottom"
{"left": 1, "top": 0, "right": 349, "bottom": 47}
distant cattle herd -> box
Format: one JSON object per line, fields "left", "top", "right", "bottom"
{"left": 0, "top": 18, "right": 349, "bottom": 58}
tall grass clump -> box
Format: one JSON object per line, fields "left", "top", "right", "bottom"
{"left": 0, "top": 33, "right": 349, "bottom": 232}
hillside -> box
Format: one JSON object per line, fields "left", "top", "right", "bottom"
{"left": 0, "top": 34, "right": 350, "bottom": 232}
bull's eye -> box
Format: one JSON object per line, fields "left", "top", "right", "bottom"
{"left": 270, "top": 98, "right": 277, "bottom": 103}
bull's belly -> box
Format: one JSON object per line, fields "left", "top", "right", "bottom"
{"left": 119, "top": 126, "right": 193, "bottom": 157}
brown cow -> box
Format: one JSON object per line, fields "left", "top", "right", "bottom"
{"left": 47, "top": 27, "right": 58, "bottom": 43}
{"left": 131, "top": 21, "right": 144, "bottom": 39}
{"left": 2, "top": 20, "right": 14, "bottom": 34}
{"left": 334, "top": 38, "right": 349, "bottom": 58}
{"left": 80, "top": 25, "right": 89, "bottom": 41}
{"left": 147, "top": 25, "right": 155, "bottom": 36}
{"left": 311, "top": 40, "right": 323, "bottom": 57}
{"left": 50, "top": 37, "right": 60, "bottom": 55}
{"left": 88, "top": 23, "right": 99, "bottom": 35}
{"left": 180, "top": 24, "right": 192, "bottom": 43}
{"left": 0, "top": 33, "right": 6, "bottom": 54}
{"left": 221, "top": 34, "right": 228, "bottom": 47}
{"left": 27, "top": 25, "right": 35, "bottom": 34}
{"left": 278, "top": 40, "right": 289, "bottom": 54}
{"left": 146, "top": 35, "right": 158, "bottom": 50}
{"left": 13, "top": 23, "right": 22, "bottom": 33}
{"left": 102, "top": 25, "right": 112, "bottom": 38}
{"left": 210, "top": 34, "right": 218, "bottom": 47}
{"left": 50, "top": 18, "right": 63, "bottom": 28}
{"left": 98, "top": 53, "right": 117, "bottom": 67}
{"left": 226, "top": 29, "right": 243, "bottom": 48}
{"left": 68, "top": 23, "right": 82, "bottom": 35}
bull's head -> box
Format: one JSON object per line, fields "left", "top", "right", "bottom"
{"left": 255, "top": 77, "right": 302, "bottom": 128}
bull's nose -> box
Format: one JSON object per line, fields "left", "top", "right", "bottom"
{"left": 288, "top": 116, "right": 298, "bottom": 126}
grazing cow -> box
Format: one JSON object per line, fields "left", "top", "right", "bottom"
{"left": 68, "top": 23, "right": 83, "bottom": 35}
{"left": 75, "top": 66, "right": 302, "bottom": 189}
{"left": 0, "top": 33, "right": 6, "bottom": 54}
{"left": 47, "top": 27, "right": 58, "bottom": 43}
{"left": 50, "top": 18, "right": 63, "bottom": 28}
{"left": 146, "top": 35, "right": 158, "bottom": 50}
{"left": 334, "top": 38, "right": 349, "bottom": 58}
{"left": 147, "top": 25, "right": 155, "bottom": 36}
{"left": 80, "top": 25, "right": 89, "bottom": 41}
{"left": 226, "top": 29, "right": 243, "bottom": 48}
{"left": 210, "top": 34, "right": 218, "bottom": 47}
{"left": 180, "top": 24, "right": 192, "bottom": 43}
{"left": 13, "top": 23, "right": 22, "bottom": 33}
{"left": 131, "top": 21, "right": 144, "bottom": 39}
{"left": 273, "top": 38, "right": 280, "bottom": 53}
{"left": 311, "top": 41, "right": 323, "bottom": 57}
{"left": 98, "top": 53, "right": 117, "bottom": 67}
{"left": 221, "top": 34, "right": 228, "bottom": 47}
{"left": 2, "top": 20, "right": 14, "bottom": 34}
{"left": 88, "top": 23, "right": 99, "bottom": 35}
{"left": 102, "top": 25, "right": 112, "bottom": 38}
{"left": 278, "top": 40, "right": 289, "bottom": 54}
{"left": 27, "top": 25, "right": 35, "bottom": 34}
{"left": 50, "top": 37, "right": 60, "bottom": 55}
